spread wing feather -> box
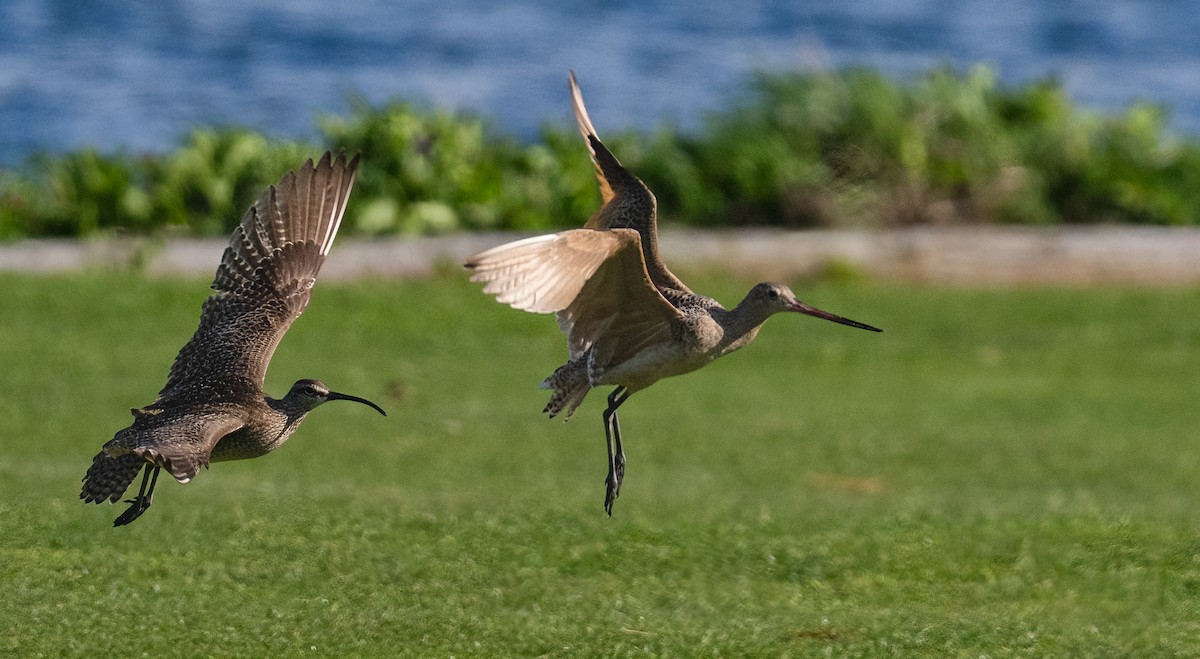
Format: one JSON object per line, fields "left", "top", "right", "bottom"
{"left": 159, "top": 152, "right": 359, "bottom": 402}
{"left": 466, "top": 228, "right": 685, "bottom": 365}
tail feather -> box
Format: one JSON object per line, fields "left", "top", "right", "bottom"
{"left": 541, "top": 359, "right": 591, "bottom": 420}
{"left": 81, "top": 451, "right": 145, "bottom": 504}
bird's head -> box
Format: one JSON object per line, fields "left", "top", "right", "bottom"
{"left": 747, "top": 282, "right": 882, "bottom": 332}
{"left": 284, "top": 379, "right": 388, "bottom": 416}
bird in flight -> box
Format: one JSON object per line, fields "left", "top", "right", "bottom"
{"left": 81, "top": 152, "right": 386, "bottom": 526}
{"left": 466, "top": 73, "right": 881, "bottom": 515}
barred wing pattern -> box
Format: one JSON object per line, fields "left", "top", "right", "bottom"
{"left": 158, "top": 152, "right": 359, "bottom": 402}
{"left": 85, "top": 411, "right": 249, "bottom": 499}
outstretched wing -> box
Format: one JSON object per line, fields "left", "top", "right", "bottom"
{"left": 465, "top": 228, "right": 686, "bottom": 365}
{"left": 569, "top": 71, "right": 692, "bottom": 294}
{"left": 158, "top": 152, "right": 359, "bottom": 402}
{"left": 81, "top": 409, "right": 247, "bottom": 502}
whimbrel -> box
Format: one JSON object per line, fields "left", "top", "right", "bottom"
{"left": 465, "top": 73, "right": 882, "bottom": 515}
{"left": 81, "top": 152, "right": 386, "bottom": 526}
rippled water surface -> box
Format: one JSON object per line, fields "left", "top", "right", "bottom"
{"left": 2, "top": 0, "right": 1198, "bottom": 164}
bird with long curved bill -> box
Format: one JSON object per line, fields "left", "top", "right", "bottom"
{"left": 81, "top": 152, "right": 386, "bottom": 526}
{"left": 466, "top": 73, "right": 882, "bottom": 516}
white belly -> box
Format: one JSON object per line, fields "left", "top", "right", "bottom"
{"left": 592, "top": 343, "right": 716, "bottom": 391}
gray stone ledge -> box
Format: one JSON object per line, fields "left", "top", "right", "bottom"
{"left": 3, "top": 227, "right": 1200, "bottom": 285}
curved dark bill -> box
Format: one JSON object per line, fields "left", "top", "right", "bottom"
{"left": 789, "top": 301, "right": 883, "bottom": 332}
{"left": 327, "top": 391, "right": 388, "bottom": 416}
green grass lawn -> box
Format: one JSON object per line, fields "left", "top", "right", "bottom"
{"left": 3, "top": 270, "right": 1200, "bottom": 656}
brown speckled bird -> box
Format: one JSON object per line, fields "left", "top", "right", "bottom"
{"left": 81, "top": 152, "right": 386, "bottom": 527}
{"left": 465, "top": 73, "right": 881, "bottom": 516}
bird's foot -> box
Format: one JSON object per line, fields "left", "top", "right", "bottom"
{"left": 113, "top": 496, "right": 152, "bottom": 527}
{"left": 603, "top": 457, "right": 625, "bottom": 517}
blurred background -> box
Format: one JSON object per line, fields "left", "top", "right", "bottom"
{"left": 4, "top": 0, "right": 1200, "bottom": 158}
{"left": 4, "top": 0, "right": 1200, "bottom": 237}
{"left": 7, "top": 4, "right": 1200, "bottom": 654}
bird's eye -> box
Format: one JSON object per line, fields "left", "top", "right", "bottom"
{"left": 303, "top": 386, "right": 319, "bottom": 396}
{"left": 768, "top": 289, "right": 779, "bottom": 299}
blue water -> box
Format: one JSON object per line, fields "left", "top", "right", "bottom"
{"left": 2, "top": 0, "right": 1199, "bottom": 165}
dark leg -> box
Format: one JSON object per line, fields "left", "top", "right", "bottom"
{"left": 611, "top": 398, "right": 627, "bottom": 499}
{"left": 113, "top": 464, "right": 160, "bottom": 527}
{"left": 602, "top": 387, "right": 631, "bottom": 516}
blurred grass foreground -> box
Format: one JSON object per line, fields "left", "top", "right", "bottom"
{"left": 4, "top": 64, "right": 1200, "bottom": 240}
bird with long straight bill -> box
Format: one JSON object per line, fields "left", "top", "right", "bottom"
{"left": 466, "top": 72, "right": 882, "bottom": 515}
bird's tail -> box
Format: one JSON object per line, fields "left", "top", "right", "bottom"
{"left": 80, "top": 450, "right": 145, "bottom": 504}
{"left": 540, "top": 359, "right": 591, "bottom": 420}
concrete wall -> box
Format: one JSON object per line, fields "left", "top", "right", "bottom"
{"left": 4, "top": 227, "right": 1200, "bottom": 285}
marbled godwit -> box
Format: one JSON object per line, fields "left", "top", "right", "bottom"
{"left": 465, "top": 73, "right": 881, "bottom": 515}
{"left": 80, "top": 152, "right": 386, "bottom": 526}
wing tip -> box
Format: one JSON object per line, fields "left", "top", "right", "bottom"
{"left": 308, "top": 150, "right": 361, "bottom": 180}
{"left": 569, "top": 69, "right": 599, "bottom": 144}
{"left": 314, "top": 149, "right": 362, "bottom": 257}
{"left": 464, "top": 233, "right": 562, "bottom": 270}
{"left": 324, "top": 149, "right": 362, "bottom": 174}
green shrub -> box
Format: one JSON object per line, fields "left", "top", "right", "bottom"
{"left": 149, "top": 129, "right": 315, "bottom": 234}
{"left": 320, "top": 98, "right": 597, "bottom": 234}
{"left": 3, "top": 65, "right": 1200, "bottom": 238}
{"left": 626, "top": 66, "right": 1200, "bottom": 228}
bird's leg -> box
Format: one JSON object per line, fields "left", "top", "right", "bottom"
{"left": 602, "top": 407, "right": 618, "bottom": 515}
{"left": 113, "top": 464, "right": 160, "bottom": 527}
{"left": 602, "top": 387, "right": 631, "bottom": 516}
{"left": 611, "top": 399, "right": 627, "bottom": 495}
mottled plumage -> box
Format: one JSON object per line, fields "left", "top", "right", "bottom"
{"left": 466, "top": 73, "right": 882, "bottom": 515}
{"left": 81, "top": 152, "right": 386, "bottom": 526}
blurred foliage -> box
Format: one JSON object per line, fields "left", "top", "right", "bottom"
{"left": 3, "top": 65, "right": 1200, "bottom": 238}
{"left": 633, "top": 65, "right": 1200, "bottom": 228}
{"left": 320, "top": 96, "right": 596, "bottom": 234}
{"left": 0, "top": 130, "right": 314, "bottom": 239}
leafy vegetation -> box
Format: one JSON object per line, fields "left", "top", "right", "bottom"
{"left": 637, "top": 65, "right": 1200, "bottom": 228}
{"left": 3, "top": 272, "right": 1200, "bottom": 654}
{"left": 4, "top": 65, "right": 1200, "bottom": 238}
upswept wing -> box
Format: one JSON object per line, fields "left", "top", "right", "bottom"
{"left": 159, "top": 152, "right": 359, "bottom": 401}
{"left": 466, "top": 228, "right": 686, "bottom": 365}
{"left": 568, "top": 71, "right": 692, "bottom": 294}
{"left": 569, "top": 70, "right": 617, "bottom": 206}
